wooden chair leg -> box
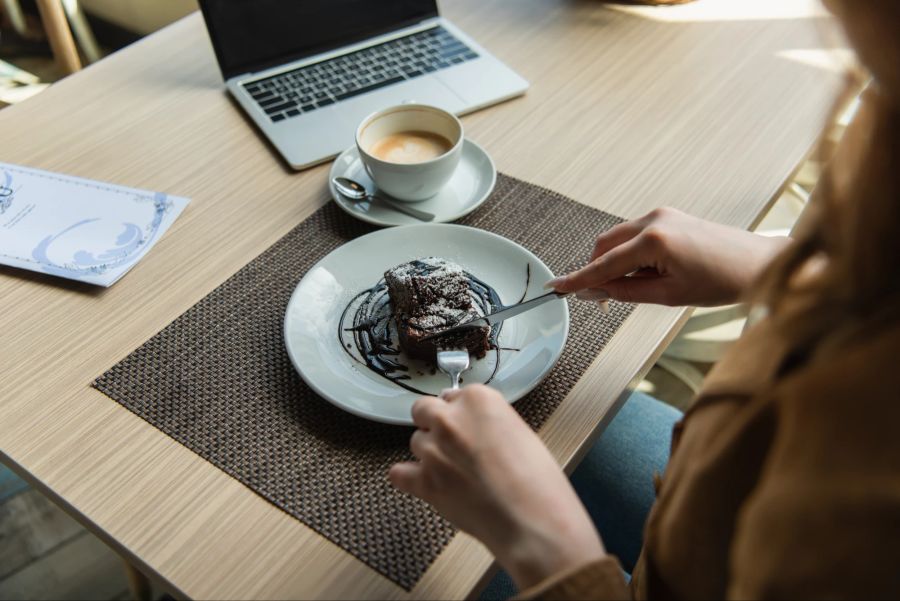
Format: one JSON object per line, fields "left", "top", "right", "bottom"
{"left": 60, "top": 0, "right": 102, "bottom": 63}
{"left": 1, "top": 0, "right": 31, "bottom": 37}
{"left": 123, "top": 560, "right": 153, "bottom": 601}
{"left": 34, "top": 0, "right": 82, "bottom": 74}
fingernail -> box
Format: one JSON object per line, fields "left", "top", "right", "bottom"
{"left": 575, "top": 289, "right": 610, "bottom": 302}
{"left": 598, "top": 300, "right": 611, "bottom": 314}
{"left": 544, "top": 276, "right": 566, "bottom": 290}
{"left": 439, "top": 388, "right": 454, "bottom": 400}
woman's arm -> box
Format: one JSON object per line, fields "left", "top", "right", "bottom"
{"left": 389, "top": 385, "right": 614, "bottom": 591}
{"left": 548, "top": 208, "right": 790, "bottom": 307}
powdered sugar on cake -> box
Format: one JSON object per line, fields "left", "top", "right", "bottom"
{"left": 410, "top": 297, "right": 480, "bottom": 329}
{"left": 387, "top": 256, "right": 464, "bottom": 286}
{"left": 384, "top": 257, "right": 491, "bottom": 360}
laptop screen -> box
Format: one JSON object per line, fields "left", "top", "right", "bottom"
{"left": 200, "top": 0, "right": 440, "bottom": 80}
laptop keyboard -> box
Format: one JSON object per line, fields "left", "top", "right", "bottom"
{"left": 242, "top": 26, "right": 479, "bottom": 123}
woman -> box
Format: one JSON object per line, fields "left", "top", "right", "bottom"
{"left": 389, "top": 1, "right": 900, "bottom": 598}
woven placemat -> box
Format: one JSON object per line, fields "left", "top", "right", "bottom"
{"left": 93, "top": 173, "right": 635, "bottom": 590}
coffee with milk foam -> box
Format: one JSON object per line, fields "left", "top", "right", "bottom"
{"left": 370, "top": 130, "right": 453, "bottom": 164}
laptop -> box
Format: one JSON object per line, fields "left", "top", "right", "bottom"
{"left": 198, "top": 1, "right": 529, "bottom": 170}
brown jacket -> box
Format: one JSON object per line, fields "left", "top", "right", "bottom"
{"left": 519, "top": 92, "right": 900, "bottom": 600}
{"left": 522, "top": 311, "right": 900, "bottom": 600}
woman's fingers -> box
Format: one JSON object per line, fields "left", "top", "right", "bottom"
{"left": 575, "top": 288, "right": 610, "bottom": 302}
{"left": 599, "top": 275, "right": 674, "bottom": 305}
{"left": 439, "top": 388, "right": 464, "bottom": 402}
{"left": 551, "top": 236, "right": 650, "bottom": 293}
{"left": 411, "top": 395, "right": 446, "bottom": 429}
{"left": 410, "top": 428, "right": 434, "bottom": 460}
{"left": 389, "top": 461, "right": 424, "bottom": 497}
{"left": 590, "top": 221, "right": 644, "bottom": 261}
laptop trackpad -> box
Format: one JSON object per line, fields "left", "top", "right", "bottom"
{"left": 338, "top": 77, "right": 467, "bottom": 131}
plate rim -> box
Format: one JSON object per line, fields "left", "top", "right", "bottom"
{"left": 283, "top": 223, "right": 570, "bottom": 425}
{"left": 328, "top": 139, "right": 497, "bottom": 227}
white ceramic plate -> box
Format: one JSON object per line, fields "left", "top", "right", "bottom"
{"left": 328, "top": 139, "right": 496, "bottom": 227}
{"left": 284, "top": 224, "right": 568, "bottom": 425}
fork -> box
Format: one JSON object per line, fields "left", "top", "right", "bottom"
{"left": 436, "top": 349, "right": 471, "bottom": 390}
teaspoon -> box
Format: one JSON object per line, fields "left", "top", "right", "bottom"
{"left": 332, "top": 177, "right": 435, "bottom": 222}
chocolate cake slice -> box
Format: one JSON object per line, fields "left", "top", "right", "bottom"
{"left": 384, "top": 258, "right": 491, "bottom": 360}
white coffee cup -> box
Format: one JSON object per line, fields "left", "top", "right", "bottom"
{"left": 356, "top": 104, "right": 463, "bottom": 202}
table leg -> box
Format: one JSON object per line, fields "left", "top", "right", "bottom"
{"left": 123, "top": 560, "right": 153, "bottom": 601}
{"left": 34, "top": 0, "right": 82, "bottom": 74}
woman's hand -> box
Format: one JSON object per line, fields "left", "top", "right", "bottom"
{"left": 389, "top": 385, "right": 605, "bottom": 590}
{"left": 548, "top": 207, "right": 790, "bottom": 307}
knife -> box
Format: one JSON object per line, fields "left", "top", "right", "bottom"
{"left": 422, "top": 291, "right": 571, "bottom": 341}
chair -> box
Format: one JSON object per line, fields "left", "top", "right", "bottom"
{"left": 1, "top": 0, "right": 101, "bottom": 74}
{"left": 657, "top": 103, "right": 858, "bottom": 396}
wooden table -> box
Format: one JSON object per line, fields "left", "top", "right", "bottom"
{"left": 0, "top": 1, "right": 843, "bottom": 598}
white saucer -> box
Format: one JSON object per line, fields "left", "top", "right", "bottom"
{"left": 328, "top": 139, "right": 497, "bottom": 227}
{"left": 283, "top": 224, "right": 569, "bottom": 425}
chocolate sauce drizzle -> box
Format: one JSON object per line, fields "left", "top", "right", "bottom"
{"left": 338, "top": 261, "right": 530, "bottom": 394}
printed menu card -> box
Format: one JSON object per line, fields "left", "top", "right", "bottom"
{"left": 0, "top": 162, "right": 189, "bottom": 286}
